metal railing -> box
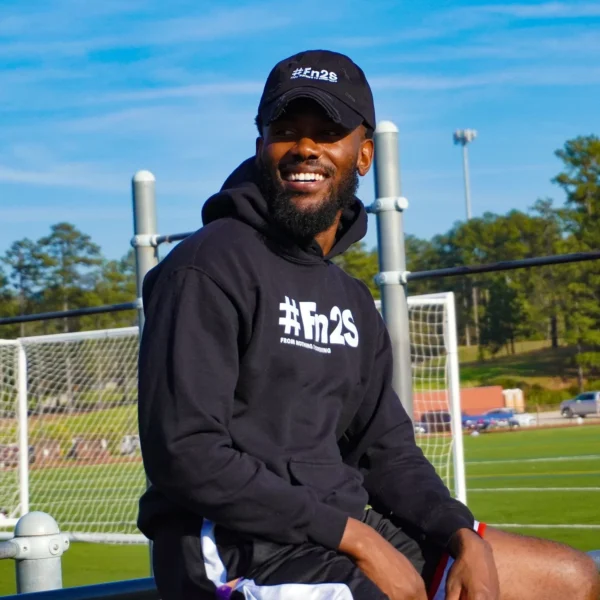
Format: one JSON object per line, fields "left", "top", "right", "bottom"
{"left": 0, "top": 511, "right": 598, "bottom": 598}
{"left": 0, "top": 302, "right": 139, "bottom": 327}
{"left": 0, "top": 511, "right": 158, "bottom": 598}
{"left": 0, "top": 579, "right": 158, "bottom": 600}
{"left": 0, "top": 512, "right": 69, "bottom": 594}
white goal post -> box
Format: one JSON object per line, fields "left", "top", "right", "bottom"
{"left": 0, "top": 291, "right": 465, "bottom": 543}
{"left": 376, "top": 292, "right": 466, "bottom": 503}
{"left": 407, "top": 292, "right": 466, "bottom": 504}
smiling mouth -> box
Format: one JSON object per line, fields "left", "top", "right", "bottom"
{"left": 283, "top": 172, "right": 326, "bottom": 182}
{"left": 279, "top": 167, "right": 331, "bottom": 192}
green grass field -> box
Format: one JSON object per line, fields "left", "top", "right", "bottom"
{"left": 0, "top": 425, "right": 599, "bottom": 595}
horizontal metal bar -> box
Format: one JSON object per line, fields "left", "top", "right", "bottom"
{"left": 407, "top": 250, "right": 600, "bottom": 282}
{"left": 0, "top": 540, "right": 17, "bottom": 560}
{"left": 63, "top": 532, "right": 147, "bottom": 544}
{"left": 0, "top": 302, "right": 139, "bottom": 327}
{"left": 154, "top": 231, "right": 195, "bottom": 245}
{"left": 0, "top": 578, "right": 159, "bottom": 600}
{"left": 19, "top": 326, "right": 139, "bottom": 346}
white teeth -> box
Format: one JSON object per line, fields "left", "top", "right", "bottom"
{"left": 286, "top": 173, "right": 325, "bottom": 182}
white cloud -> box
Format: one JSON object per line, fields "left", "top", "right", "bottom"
{"left": 0, "top": 3, "right": 294, "bottom": 59}
{"left": 97, "top": 81, "right": 263, "bottom": 104}
{"left": 0, "top": 164, "right": 124, "bottom": 192}
{"left": 371, "top": 66, "right": 600, "bottom": 91}
{"left": 477, "top": 2, "right": 600, "bottom": 19}
{"left": 407, "top": 164, "right": 553, "bottom": 182}
{"left": 0, "top": 206, "right": 130, "bottom": 224}
{"left": 330, "top": 2, "right": 600, "bottom": 49}
{"left": 0, "top": 162, "right": 221, "bottom": 200}
{"left": 376, "top": 29, "right": 600, "bottom": 64}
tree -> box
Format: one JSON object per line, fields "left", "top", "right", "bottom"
{"left": 37, "top": 223, "right": 102, "bottom": 333}
{"left": 554, "top": 135, "right": 600, "bottom": 219}
{"left": 332, "top": 242, "right": 379, "bottom": 298}
{"left": 34, "top": 223, "right": 102, "bottom": 409}
{"left": 3, "top": 239, "right": 50, "bottom": 336}
{"left": 81, "top": 249, "right": 137, "bottom": 330}
{"left": 553, "top": 136, "right": 600, "bottom": 389}
{"left": 0, "top": 269, "right": 19, "bottom": 338}
{"left": 479, "top": 275, "right": 526, "bottom": 356}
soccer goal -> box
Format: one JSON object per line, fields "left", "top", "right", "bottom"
{"left": 375, "top": 292, "right": 466, "bottom": 502}
{"left": 407, "top": 292, "right": 466, "bottom": 504}
{"left": 0, "top": 327, "right": 146, "bottom": 543}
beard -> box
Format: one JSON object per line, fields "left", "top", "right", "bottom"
{"left": 257, "top": 158, "right": 359, "bottom": 241}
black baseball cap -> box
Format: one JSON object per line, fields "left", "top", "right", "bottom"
{"left": 257, "top": 50, "right": 376, "bottom": 133}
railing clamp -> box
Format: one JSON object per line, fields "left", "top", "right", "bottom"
{"left": 367, "top": 196, "right": 409, "bottom": 214}
{"left": 375, "top": 271, "right": 411, "bottom": 286}
{"left": 131, "top": 234, "right": 159, "bottom": 248}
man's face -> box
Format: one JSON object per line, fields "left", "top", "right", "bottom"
{"left": 256, "top": 99, "right": 374, "bottom": 240}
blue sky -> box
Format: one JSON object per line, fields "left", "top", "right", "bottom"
{"left": 1, "top": 0, "right": 599, "bottom": 260}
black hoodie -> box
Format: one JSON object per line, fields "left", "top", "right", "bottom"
{"left": 137, "top": 158, "right": 474, "bottom": 551}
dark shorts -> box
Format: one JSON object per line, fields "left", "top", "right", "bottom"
{"left": 152, "top": 509, "right": 485, "bottom": 600}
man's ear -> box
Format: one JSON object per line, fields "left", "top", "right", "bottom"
{"left": 357, "top": 138, "right": 374, "bottom": 176}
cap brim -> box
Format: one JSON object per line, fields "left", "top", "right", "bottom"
{"left": 261, "top": 87, "right": 364, "bottom": 132}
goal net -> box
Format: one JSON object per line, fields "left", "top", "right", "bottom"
{"left": 0, "top": 328, "right": 147, "bottom": 543}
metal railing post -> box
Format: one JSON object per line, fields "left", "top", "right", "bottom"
{"left": 131, "top": 171, "right": 159, "bottom": 331}
{"left": 131, "top": 170, "right": 159, "bottom": 576}
{"left": 11, "top": 511, "right": 69, "bottom": 593}
{"left": 371, "top": 121, "right": 414, "bottom": 419}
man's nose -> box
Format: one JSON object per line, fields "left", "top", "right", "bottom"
{"left": 292, "top": 136, "right": 322, "bottom": 161}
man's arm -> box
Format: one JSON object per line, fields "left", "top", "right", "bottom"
{"left": 138, "top": 266, "right": 347, "bottom": 548}
{"left": 341, "top": 316, "right": 475, "bottom": 551}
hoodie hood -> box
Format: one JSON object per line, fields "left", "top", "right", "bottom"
{"left": 201, "top": 158, "right": 367, "bottom": 262}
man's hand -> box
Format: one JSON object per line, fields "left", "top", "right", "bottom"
{"left": 339, "top": 517, "right": 427, "bottom": 600}
{"left": 446, "top": 528, "right": 500, "bottom": 600}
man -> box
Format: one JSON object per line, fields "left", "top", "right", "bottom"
{"left": 137, "top": 50, "right": 598, "bottom": 600}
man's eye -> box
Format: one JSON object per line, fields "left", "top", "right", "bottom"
{"left": 323, "top": 129, "right": 343, "bottom": 138}
{"left": 273, "top": 128, "right": 295, "bottom": 136}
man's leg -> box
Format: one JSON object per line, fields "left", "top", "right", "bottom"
{"left": 152, "top": 517, "right": 217, "bottom": 600}
{"left": 246, "top": 542, "right": 389, "bottom": 599}
{"left": 485, "top": 527, "right": 599, "bottom": 600}
{"left": 372, "top": 511, "right": 599, "bottom": 600}
{"left": 152, "top": 515, "right": 391, "bottom": 600}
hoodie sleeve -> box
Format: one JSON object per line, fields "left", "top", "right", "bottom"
{"left": 138, "top": 266, "right": 348, "bottom": 549}
{"left": 342, "top": 315, "right": 474, "bottom": 550}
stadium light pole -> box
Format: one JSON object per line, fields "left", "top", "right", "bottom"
{"left": 453, "top": 129, "right": 477, "bottom": 219}
{"left": 453, "top": 129, "right": 479, "bottom": 345}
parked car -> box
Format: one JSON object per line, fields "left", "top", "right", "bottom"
{"left": 461, "top": 412, "right": 488, "bottom": 431}
{"left": 416, "top": 411, "right": 452, "bottom": 434}
{"left": 481, "top": 408, "right": 535, "bottom": 428}
{"left": 560, "top": 392, "right": 600, "bottom": 418}
{"left": 462, "top": 408, "right": 533, "bottom": 431}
